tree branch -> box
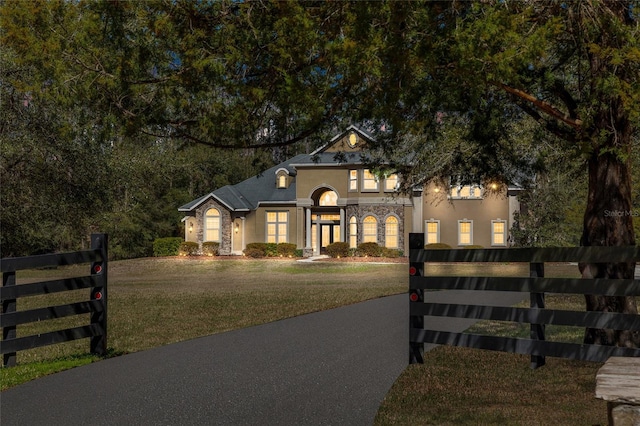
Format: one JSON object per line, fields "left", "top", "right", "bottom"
{"left": 496, "top": 82, "right": 583, "bottom": 130}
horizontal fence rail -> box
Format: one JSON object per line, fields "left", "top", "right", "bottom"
{"left": 1, "top": 234, "right": 108, "bottom": 367}
{"left": 408, "top": 233, "right": 640, "bottom": 368}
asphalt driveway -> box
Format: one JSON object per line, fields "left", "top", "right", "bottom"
{"left": 0, "top": 291, "right": 525, "bottom": 425}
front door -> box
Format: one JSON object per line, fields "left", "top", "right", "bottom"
{"left": 320, "top": 224, "right": 340, "bottom": 254}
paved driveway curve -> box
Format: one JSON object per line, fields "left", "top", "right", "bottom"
{"left": 1, "top": 291, "right": 524, "bottom": 425}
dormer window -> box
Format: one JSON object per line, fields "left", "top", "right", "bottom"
{"left": 275, "top": 168, "right": 289, "bottom": 189}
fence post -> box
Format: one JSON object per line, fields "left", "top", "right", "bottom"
{"left": 409, "top": 233, "right": 425, "bottom": 364}
{"left": 2, "top": 270, "right": 17, "bottom": 367}
{"left": 530, "top": 262, "right": 545, "bottom": 369}
{"left": 90, "top": 234, "right": 108, "bottom": 356}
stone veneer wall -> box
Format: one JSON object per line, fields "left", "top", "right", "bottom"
{"left": 195, "top": 199, "right": 233, "bottom": 255}
{"left": 345, "top": 204, "right": 405, "bottom": 250}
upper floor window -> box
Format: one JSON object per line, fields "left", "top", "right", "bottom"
{"left": 205, "top": 208, "right": 221, "bottom": 242}
{"left": 384, "top": 174, "right": 399, "bottom": 192}
{"left": 275, "top": 168, "right": 289, "bottom": 189}
{"left": 363, "top": 169, "right": 379, "bottom": 191}
{"left": 318, "top": 190, "right": 338, "bottom": 206}
{"left": 449, "top": 184, "right": 482, "bottom": 199}
{"left": 349, "top": 170, "right": 358, "bottom": 191}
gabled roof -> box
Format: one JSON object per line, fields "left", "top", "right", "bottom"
{"left": 179, "top": 126, "right": 373, "bottom": 213}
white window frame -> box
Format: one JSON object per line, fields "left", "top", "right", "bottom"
{"left": 449, "top": 184, "right": 483, "bottom": 200}
{"left": 362, "top": 169, "right": 379, "bottom": 192}
{"left": 205, "top": 208, "right": 221, "bottom": 242}
{"left": 458, "top": 219, "right": 473, "bottom": 246}
{"left": 349, "top": 170, "right": 358, "bottom": 192}
{"left": 385, "top": 216, "right": 399, "bottom": 249}
{"left": 491, "top": 219, "right": 507, "bottom": 247}
{"left": 425, "top": 219, "right": 440, "bottom": 244}
{"left": 266, "top": 211, "right": 289, "bottom": 243}
{"left": 362, "top": 215, "right": 378, "bottom": 243}
{"left": 349, "top": 216, "right": 358, "bottom": 248}
{"left": 384, "top": 173, "right": 399, "bottom": 192}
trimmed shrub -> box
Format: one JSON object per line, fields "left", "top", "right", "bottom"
{"left": 179, "top": 241, "right": 199, "bottom": 256}
{"left": 381, "top": 247, "right": 402, "bottom": 258}
{"left": 326, "top": 242, "right": 350, "bottom": 258}
{"left": 202, "top": 241, "right": 220, "bottom": 256}
{"left": 265, "top": 243, "right": 278, "bottom": 257}
{"left": 244, "top": 247, "right": 264, "bottom": 258}
{"left": 425, "top": 243, "right": 452, "bottom": 249}
{"left": 463, "top": 244, "right": 484, "bottom": 249}
{"left": 277, "top": 243, "right": 297, "bottom": 257}
{"left": 153, "top": 237, "right": 183, "bottom": 257}
{"left": 357, "top": 242, "right": 383, "bottom": 257}
{"left": 294, "top": 249, "right": 304, "bottom": 258}
{"left": 244, "top": 242, "right": 267, "bottom": 257}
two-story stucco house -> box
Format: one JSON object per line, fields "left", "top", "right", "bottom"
{"left": 178, "top": 126, "right": 521, "bottom": 256}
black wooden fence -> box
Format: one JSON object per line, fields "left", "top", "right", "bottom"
{"left": 409, "top": 233, "right": 640, "bottom": 368}
{"left": 1, "top": 234, "right": 108, "bottom": 367}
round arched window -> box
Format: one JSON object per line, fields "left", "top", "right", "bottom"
{"left": 318, "top": 190, "right": 338, "bottom": 206}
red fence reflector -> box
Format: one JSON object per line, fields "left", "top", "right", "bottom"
{"left": 93, "top": 264, "right": 103, "bottom": 274}
{"left": 94, "top": 291, "right": 103, "bottom": 300}
{"left": 409, "top": 266, "right": 416, "bottom": 276}
{"left": 409, "top": 292, "right": 419, "bottom": 302}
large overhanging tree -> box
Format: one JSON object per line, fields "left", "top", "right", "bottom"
{"left": 358, "top": 0, "right": 639, "bottom": 347}
{"left": 2, "top": 0, "right": 638, "bottom": 346}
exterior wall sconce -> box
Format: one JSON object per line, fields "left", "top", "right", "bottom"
{"left": 234, "top": 221, "right": 240, "bottom": 234}
{"left": 189, "top": 222, "right": 193, "bottom": 233}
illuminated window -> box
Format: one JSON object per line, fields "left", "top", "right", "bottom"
{"left": 449, "top": 184, "right": 482, "bottom": 199}
{"left": 348, "top": 133, "right": 357, "bottom": 147}
{"left": 363, "top": 216, "right": 377, "bottom": 243}
{"left": 349, "top": 216, "right": 357, "bottom": 248}
{"left": 349, "top": 170, "right": 358, "bottom": 191}
{"left": 425, "top": 220, "right": 440, "bottom": 244}
{"left": 385, "top": 216, "right": 399, "bottom": 248}
{"left": 363, "top": 170, "right": 378, "bottom": 191}
{"left": 278, "top": 174, "right": 286, "bottom": 188}
{"left": 318, "top": 190, "right": 338, "bottom": 206}
{"left": 458, "top": 220, "right": 473, "bottom": 246}
{"left": 267, "top": 211, "right": 288, "bottom": 243}
{"left": 384, "top": 174, "right": 399, "bottom": 192}
{"left": 205, "top": 208, "right": 221, "bottom": 242}
{"left": 492, "top": 219, "right": 507, "bottom": 246}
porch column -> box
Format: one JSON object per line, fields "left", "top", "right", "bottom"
{"left": 340, "top": 208, "right": 345, "bottom": 242}
{"left": 305, "top": 208, "right": 312, "bottom": 248}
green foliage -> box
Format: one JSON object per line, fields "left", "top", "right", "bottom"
{"left": 425, "top": 243, "right": 452, "bottom": 250}
{"left": 463, "top": 245, "right": 484, "bottom": 250}
{"left": 357, "top": 242, "right": 383, "bottom": 257}
{"left": 326, "top": 242, "right": 350, "bottom": 258}
{"left": 202, "top": 242, "right": 220, "bottom": 257}
{"left": 179, "top": 242, "right": 199, "bottom": 257}
{"left": 381, "top": 248, "right": 402, "bottom": 258}
{"left": 153, "top": 238, "right": 183, "bottom": 257}
{"left": 294, "top": 249, "right": 304, "bottom": 258}
{"left": 276, "top": 243, "right": 297, "bottom": 257}
{"left": 244, "top": 243, "right": 268, "bottom": 258}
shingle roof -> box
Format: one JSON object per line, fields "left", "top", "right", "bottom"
{"left": 179, "top": 126, "right": 373, "bottom": 213}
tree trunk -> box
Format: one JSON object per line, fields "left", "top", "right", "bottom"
{"left": 580, "top": 132, "right": 639, "bottom": 347}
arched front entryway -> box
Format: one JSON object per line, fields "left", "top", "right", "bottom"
{"left": 307, "top": 187, "right": 344, "bottom": 255}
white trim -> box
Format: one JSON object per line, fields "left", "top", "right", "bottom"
{"left": 491, "top": 219, "right": 508, "bottom": 247}
{"left": 458, "top": 219, "right": 473, "bottom": 246}
{"left": 425, "top": 219, "right": 440, "bottom": 245}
